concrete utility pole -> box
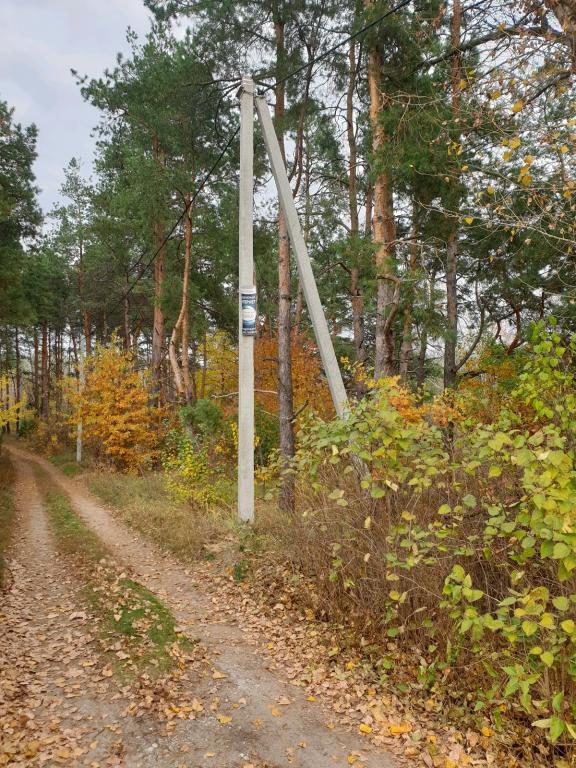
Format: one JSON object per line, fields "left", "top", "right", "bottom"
{"left": 237, "top": 76, "right": 255, "bottom": 523}
{"left": 76, "top": 335, "right": 85, "bottom": 464}
{"left": 255, "top": 95, "right": 349, "bottom": 418}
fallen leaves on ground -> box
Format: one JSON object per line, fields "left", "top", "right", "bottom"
{"left": 190, "top": 560, "right": 556, "bottom": 768}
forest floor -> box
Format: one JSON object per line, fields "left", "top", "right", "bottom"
{"left": 0, "top": 443, "right": 396, "bottom": 768}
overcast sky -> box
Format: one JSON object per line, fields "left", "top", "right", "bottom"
{"left": 1, "top": 0, "right": 153, "bottom": 214}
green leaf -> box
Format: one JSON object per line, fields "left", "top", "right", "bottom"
{"left": 552, "top": 542, "right": 570, "bottom": 559}
{"left": 539, "top": 613, "right": 555, "bottom": 629}
{"left": 552, "top": 596, "right": 570, "bottom": 611}
{"left": 540, "top": 650, "right": 554, "bottom": 667}
{"left": 550, "top": 715, "right": 565, "bottom": 742}
{"left": 451, "top": 565, "right": 465, "bottom": 583}
{"left": 532, "top": 719, "right": 551, "bottom": 729}
{"left": 370, "top": 486, "right": 386, "bottom": 499}
{"left": 522, "top": 620, "right": 538, "bottom": 636}
{"left": 560, "top": 619, "right": 575, "bottom": 635}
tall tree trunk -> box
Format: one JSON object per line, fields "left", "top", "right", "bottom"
{"left": 151, "top": 132, "right": 167, "bottom": 404}
{"left": 274, "top": 16, "right": 295, "bottom": 514}
{"left": 416, "top": 270, "right": 435, "bottom": 389}
{"left": 168, "top": 194, "right": 193, "bottom": 404}
{"left": 41, "top": 321, "right": 49, "bottom": 418}
{"left": 347, "top": 40, "right": 366, "bottom": 391}
{"left": 200, "top": 331, "right": 207, "bottom": 401}
{"left": 544, "top": 1, "right": 576, "bottom": 62}
{"left": 123, "top": 277, "right": 131, "bottom": 351}
{"left": 14, "top": 327, "right": 21, "bottom": 432}
{"left": 399, "top": 204, "right": 421, "bottom": 384}
{"left": 33, "top": 327, "right": 39, "bottom": 414}
{"left": 366, "top": 10, "right": 398, "bottom": 378}
{"left": 55, "top": 329, "right": 63, "bottom": 414}
{"left": 443, "top": 0, "right": 462, "bottom": 390}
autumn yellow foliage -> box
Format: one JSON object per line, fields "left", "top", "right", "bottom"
{"left": 70, "top": 342, "right": 159, "bottom": 471}
{"left": 0, "top": 376, "right": 22, "bottom": 431}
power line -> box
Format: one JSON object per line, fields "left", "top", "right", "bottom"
{"left": 117, "top": 0, "right": 413, "bottom": 304}
{"left": 260, "top": 0, "right": 412, "bottom": 93}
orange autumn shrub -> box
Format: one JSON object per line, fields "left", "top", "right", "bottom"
{"left": 70, "top": 341, "right": 159, "bottom": 471}
{"left": 255, "top": 332, "right": 333, "bottom": 421}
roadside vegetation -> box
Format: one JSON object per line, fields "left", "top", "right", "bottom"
{"left": 0, "top": 451, "right": 15, "bottom": 587}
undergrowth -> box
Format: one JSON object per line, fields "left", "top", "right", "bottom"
{"left": 87, "top": 471, "right": 232, "bottom": 560}
{"left": 270, "top": 321, "right": 576, "bottom": 759}
{"left": 0, "top": 450, "right": 15, "bottom": 586}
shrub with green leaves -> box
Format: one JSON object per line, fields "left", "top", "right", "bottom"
{"left": 289, "top": 320, "right": 576, "bottom": 747}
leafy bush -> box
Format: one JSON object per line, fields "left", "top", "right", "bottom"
{"left": 162, "top": 427, "right": 230, "bottom": 508}
{"left": 286, "top": 321, "right": 576, "bottom": 747}
{"left": 69, "top": 340, "right": 159, "bottom": 471}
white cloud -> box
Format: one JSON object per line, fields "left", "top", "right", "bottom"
{"left": 0, "top": 0, "right": 152, "bottom": 211}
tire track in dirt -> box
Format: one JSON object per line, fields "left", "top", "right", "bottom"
{"left": 0, "top": 454, "right": 174, "bottom": 767}
{"left": 5, "top": 444, "right": 397, "bottom": 768}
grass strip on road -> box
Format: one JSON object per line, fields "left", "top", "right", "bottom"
{"left": 0, "top": 449, "right": 15, "bottom": 586}
{"left": 35, "top": 465, "right": 193, "bottom": 680}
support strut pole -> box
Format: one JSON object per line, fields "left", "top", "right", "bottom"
{"left": 255, "top": 95, "right": 349, "bottom": 418}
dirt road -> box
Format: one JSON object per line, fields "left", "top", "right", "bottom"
{"left": 2, "top": 444, "right": 396, "bottom": 768}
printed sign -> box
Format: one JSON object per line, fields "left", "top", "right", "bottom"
{"left": 241, "top": 286, "right": 257, "bottom": 336}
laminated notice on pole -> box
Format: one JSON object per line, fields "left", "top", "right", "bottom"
{"left": 241, "top": 286, "right": 257, "bottom": 336}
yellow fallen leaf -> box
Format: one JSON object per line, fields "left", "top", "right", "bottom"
{"left": 306, "top": 695, "right": 317, "bottom": 702}
{"left": 509, "top": 137, "right": 521, "bottom": 149}
{"left": 217, "top": 713, "right": 232, "bottom": 725}
{"left": 359, "top": 723, "right": 373, "bottom": 734}
{"left": 204, "top": 753, "right": 216, "bottom": 759}
{"left": 560, "top": 145, "right": 569, "bottom": 153}
{"left": 512, "top": 100, "right": 523, "bottom": 113}
{"left": 269, "top": 706, "right": 282, "bottom": 717}
{"left": 390, "top": 722, "right": 412, "bottom": 736}
{"left": 481, "top": 726, "right": 493, "bottom": 737}
{"left": 212, "top": 669, "right": 227, "bottom": 679}
{"left": 465, "top": 217, "right": 474, "bottom": 225}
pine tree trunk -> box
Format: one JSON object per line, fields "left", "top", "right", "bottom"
{"left": 55, "top": 329, "right": 63, "bottom": 413}
{"left": 399, "top": 205, "right": 420, "bottom": 384}
{"left": 274, "top": 16, "right": 295, "bottom": 514}
{"left": 443, "top": 0, "right": 462, "bottom": 390}
{"left": 151, "top": 132, "right": 166, "bottom": 404}
{"left": 366, "top": 20, "right": 398, "bottom": 378}
{"left": 33, "top": 327, "right": 39, "bottom": 414}
{"left": 181, "top": 196, "right": 192, "bottom": 404}
{"left": 41, "top": 321, "right": 49, "bottom": 418}
{"left": 168, "top": 194, "right": 193, "bottom": 404}
{"left": 123, "top": 278, "right": 131, "bottom": 351}
{"left": 347, "top": 40, "right": 366, "bottom": 389}
{"left": 15, "top": 327, "right": 21, "bottom": 432}
{"left": 416, "top": 270, "right": 436, "bottom": 389}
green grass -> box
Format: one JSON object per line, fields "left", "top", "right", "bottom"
{"left": 36, "top": 469, "right": 191, "bottom": 678}
{"left": 0, "top": 450, "right": 15, "bottom": 586}
{"left": 44, "top": 489, "right": 107, "bottom": 562}
{"left": 49, "top": 450, "right": 87, "bottom": 477}
{"left": 87, "top": 470, "right": 232, "bottom": 561}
